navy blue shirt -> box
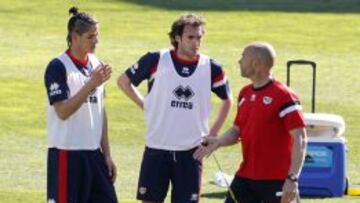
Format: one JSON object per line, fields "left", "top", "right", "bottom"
{"left": 125, "top": 50, "right": 230, "bottom": 100}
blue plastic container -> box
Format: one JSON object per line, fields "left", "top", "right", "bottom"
{"left": 299, "top": 137, "right": 346, "bottom": 197}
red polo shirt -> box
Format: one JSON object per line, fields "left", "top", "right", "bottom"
{"left": 234, "top": 80, "right": 305, "bottom": 180}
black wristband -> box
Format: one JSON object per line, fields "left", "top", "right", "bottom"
{"left": 287, "top": 173, "right": 298, "bottom": 182}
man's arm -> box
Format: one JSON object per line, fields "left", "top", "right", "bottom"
{"left": 101, "top": 109, "right": 111, "bottom": 157}
{"left": 281, "top": 127, "right": 307, "bottom": 203}
{"left": 100, "top": 109, "right": 117, "bottom": 183}
{"left": 193, "top": 125, "right": 240, "bottom": 160}
{"left": 215, "top": 125, "right": 240, "bottom": 147}
{"left": 117, "top": 52, "right": 159, "bottom": 109}
{"left": 54, "top": 65, "right": 112, "bottom": 120}
{"left": 209, "top": 97, "right": 232, "bottom": 137}
{"left": 117, "top": 73, "right": 144, "bottom": 110}
{"left": 209, "top": 59, "right": 232, "bottom": 137}
{"left": 288, "top": 127, "right": 307, "bottom": 177}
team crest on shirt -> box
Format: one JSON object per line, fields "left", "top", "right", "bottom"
{"left": 171, "top": 85, "right": 194, "bottom": 109}
{"left": 263, "top": 96, "right": 273, "bottom": 105}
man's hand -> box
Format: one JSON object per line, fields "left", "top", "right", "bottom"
{"left": 193, "top": 136, "right": 220, "bottom": 160}
{"left": 105, "top": 155, "right": 117, "bottom": 183}
{"left": 88, "top": 64, "right": 112, "bottom": 89}
{"left": 281, "top": 179, "right": 298, "bottom": 203}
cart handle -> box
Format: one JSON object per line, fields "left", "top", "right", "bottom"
{"left": 286, "top": 60, "right": 316, "bottom": 113}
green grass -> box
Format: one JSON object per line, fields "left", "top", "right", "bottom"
{"left": 0, "top": 0, "right": 359, "bottom": 202}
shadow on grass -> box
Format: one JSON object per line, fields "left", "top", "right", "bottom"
{"left": 200, "top": 181, "right": 228, "bottom": 200}
{"left": 201, "top": 191, "right": 339, "bottom": 201}
{"left": 116, "top": 0, "right": 360, "bottom": 13}
{"left": 201, "top": 191, "right": 228, "bottom": 199}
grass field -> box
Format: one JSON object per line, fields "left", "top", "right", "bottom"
{"left": 0, "top": 0, "right": 359, "bottom": 202}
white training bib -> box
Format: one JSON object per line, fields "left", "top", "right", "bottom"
{"left": 47, "top": 53, "right": 104, "bottom": 150}
{"left": 144, "top": 49, "right": 212, "bottom": 150}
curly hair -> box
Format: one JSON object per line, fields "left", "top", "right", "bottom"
{"left": 168, "top": 13, "right": 206, "bottom": 48}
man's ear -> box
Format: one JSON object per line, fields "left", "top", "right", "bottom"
{"left": 175, "top": 35, "right": 181, "bottom": 44}
{"left": 251, "top": 58, "right": 258, "bottom": 68}
{"left": 71, "top": 32, "right": 80, "bottom": 44}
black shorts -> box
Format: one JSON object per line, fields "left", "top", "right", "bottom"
{"left": 47, "top": 148, "right": 118, "bottom": 203}
{"left": 225, "top": 176, "right": 285, "bottom": 203}
{"left": 137, "top": 146, "right": 202, "bottom": 203}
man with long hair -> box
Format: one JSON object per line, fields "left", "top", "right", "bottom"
{"left": 44, "top": 7, "right": 117, "bottom": 203}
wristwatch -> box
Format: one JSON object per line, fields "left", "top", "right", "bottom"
{"left": 287, "top": 173, "right": 298, "bottom": 182}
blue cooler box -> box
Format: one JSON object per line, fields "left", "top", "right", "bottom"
{"left": 299, "top": 137, "right": 347, "bottom": 197}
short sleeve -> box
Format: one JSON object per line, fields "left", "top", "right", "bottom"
{"left": 279, "top": 89, "right": 305, "bottom": 131}
{"left": 125, "top": 52, "right": 160, "bottom": 86}
{"left": 44, "top": 59, "right": 69, "bottom": 105}
{"left": 210, "top": 59, "right": 231, "bottom": 100}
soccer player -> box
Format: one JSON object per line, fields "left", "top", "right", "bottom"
{"left": 44, "top": 7, "right": 117, "bottom": 203}
{"left": 194, "top": 42, "right": 307, "bottom": 203}
{"left": 117, "top": 14, "right": 232, "bottom": 203}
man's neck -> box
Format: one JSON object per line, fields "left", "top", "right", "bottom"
{"left": 69, "top": 48, "right": 88, "bottom": 63}
{"left": 175, "top": 49, "right": 199, "bottom": 62}
{"left": 252, "top": 75, "right": 272, "bottom": 89}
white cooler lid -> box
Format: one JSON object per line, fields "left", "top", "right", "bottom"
{"left": 304, "top": 113, "right": 345, "bottom": 138}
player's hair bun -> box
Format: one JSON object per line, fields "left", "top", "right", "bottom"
{"left": 69, "top": 7, "right": 79, "bottom": 16}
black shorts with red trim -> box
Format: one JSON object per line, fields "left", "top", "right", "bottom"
{"left": 225, "top": 176, "right": 285, "bottom": 203}
{"left": 137, "top": 146, "right": 202, "bottom": 203}
{"left": 47, "top": 148, "right": 117, "bottom": 203}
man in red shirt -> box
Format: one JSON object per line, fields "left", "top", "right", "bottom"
{"left": 194, "top": 42, "right": 307, "bottom": 203}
